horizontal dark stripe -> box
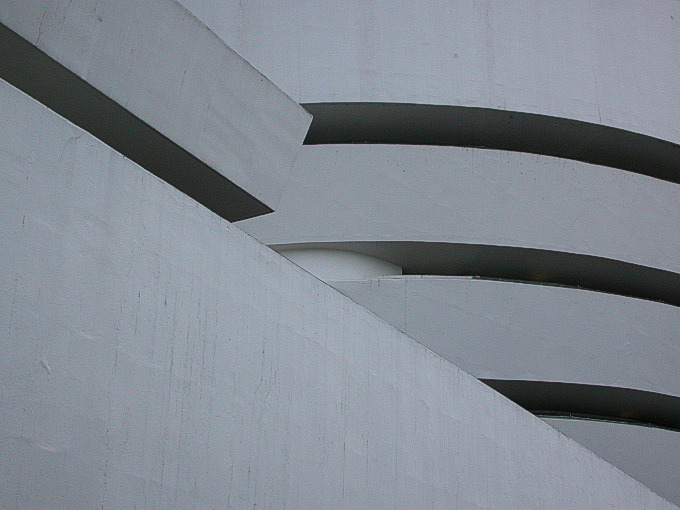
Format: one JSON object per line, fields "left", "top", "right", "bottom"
{"left": 482, "top": 379, "right": 680, "bottom": 431}
{"left": 303, "top": 102, "right": 680, "bottom": 183}
{"left": 272, "top": 241, "right": 680, "bottom": 307}
{"left": 0, "top": 23, "right": 270, "bottom": 222}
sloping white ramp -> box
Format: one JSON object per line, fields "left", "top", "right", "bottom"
{"left": 0, "top": 0, "right": 311, "bottom": 220}
{"left": 0, "top": 80, "right": 675, "bottom": 509}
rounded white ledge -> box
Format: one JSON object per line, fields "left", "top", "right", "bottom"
{"left": 330, "top": 276, "right": 680, "bottom": 400}
{"left": 238, "top": 144, "right": 680, "bottom": 276}
{"left": 179, "top": 0, "right": 680, "bottom": 145}
{"left": 279, "top": 248, "right": 401, "bottom": 281}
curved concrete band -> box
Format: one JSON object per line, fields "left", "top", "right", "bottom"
{"left": 174, "top": 2, "right": 680, "bottom": 503}
{"left": 178, "top": 0, "right": 680, "bottom": 146}
{"left": 329, "top": 273, "right": 680, "bottom": 502}
{"left": 329, "top": 276, "right": 680, "bottom": 400}
{"left": 4, "top": 78, "right": 674, "bottom": 509}
{"left": 238, "top": 144, "right": 680, "bottom": 277}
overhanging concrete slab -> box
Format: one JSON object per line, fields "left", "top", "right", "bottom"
{"left": 0, "top": 0, "right": 311, "bottom": 220}
{"left": 0, "top": 76, "right": 676, "bottom": 510}
{"left": 330, "top": 276, "right": 680, "bottom": 402}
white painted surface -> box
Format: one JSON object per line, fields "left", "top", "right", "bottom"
{"left": 1, "top": 81, "right": 676, "bottom": 509}
{"left": 0, "top": 0, "right": 312, "bottom": 210}
{"left": 239, "top": 144, "right": 680, "bottom": 275}
{"left": 178, "top": 0, "right": 680, "bottom": 144}
{"left": 544, "top": 418, "right": 680, "bottom": 506}
{"left": 330, "top": 276, "right": 680, "bottom": 398}
{"left": 280, "top": 248, "right": 402, "bottom": 281}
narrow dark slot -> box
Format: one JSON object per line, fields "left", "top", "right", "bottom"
{"left": 273, "top": 241, "right": 680, "bottom": 308}
{"left": 0, "top": 23, "right": 270, "bottom": 222}
{"left": 303, "top": 102, "right": 680, "bottom": 183}
{"left": 482, "top": 380, "right": 680, "bottom": 432}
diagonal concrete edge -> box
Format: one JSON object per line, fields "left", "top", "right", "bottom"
{"left": 0, "top": 79, "right": 675, "bottom": 508}
{"left": 0, "top": 0, "right": 312, "bottom": 220}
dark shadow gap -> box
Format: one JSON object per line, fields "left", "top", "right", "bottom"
{"left": 272, "top": 241, "right": 680, "bottom": 307}
{"left": 303, "top": 102, "right": 680, "bottom": 183}
{"left": 482, "top": 379, "right": 680, "bottom": 432}
{"left": 0, "top": 22, "right": 270, "bottom": 222}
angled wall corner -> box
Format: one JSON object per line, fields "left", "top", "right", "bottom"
{"left": 0, "top": 78, "right": 676, "bottom": 509}
{"left": 1, "top": 0, "right": 678, "bottom": 507}
{"left": 0, "top": 0, "right": 312, "bottom": 221}
{"left": 199, "top": 1, "right": 680, "bottom": 503}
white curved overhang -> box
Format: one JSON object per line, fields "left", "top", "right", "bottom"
{"left": 330, "top": 276, "right": 680, "bottom": 402}
{"left": 179, "top": 0, "right": 680, "bottom": 146}
{"left": 238, "top": 145, "right": 680, "bottom": 277}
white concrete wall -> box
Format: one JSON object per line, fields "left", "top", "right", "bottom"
{"left": 171, "top": 4, "right": 680, "bottom": 505}
{"left": 0, "top": 0, "right": 312, "bottom": 211}
{"left": 544, "top": 418, "right": 680, "bottom": 506}
{"left": 330, "top": 275, "right": 680, "bottom": 502}
{"left": 330, "top": 276, "right": 680, "bottom": 399}
{"left": 1, "top": 80, "right": 676, "bottom": 509}
{"left": 238, "top": 144, "right": 680, "bottom": 275}
{"left": 178, "top": 0, "right": 680, "bottom": 145}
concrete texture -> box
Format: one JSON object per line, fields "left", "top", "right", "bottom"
{"left": 238, "top": 144, "right": 680, "bottom": 275}
{"left": 178, "top": 0, "right": 680, "bottom": 146}
{"left": 329, "top": 275, "right": 680, "bottom": 503}
{"left": 329, "top": 276, "right": 680, "bottom": 400}
{"left": 1, "top": 79, "right": 676, "bottom": 509}
{"left": 544, "top": 418, "right": 680, "bottom": 506}
{"left": 172, "top": 2, "right": 680, "bottom": 504}
{"left": 0, "top": 0, "right": 312, "bottom": 215}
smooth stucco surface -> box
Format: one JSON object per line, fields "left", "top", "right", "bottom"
{"left": 238, "top": 144, "right": 680, "bottom": 275}
{"left": 329, "top": 275, "right": 680, "bottom": 502}
{"left": 0, "top": 0, "right": 311, "bottom": 211}
{"left": 1, "top": 80, "right": 675, "bottom": 509}
{"left": 330, "top": 276, "right": 680, "bottom": 399}
{"left": 544, "top": 418, "right": 680, "bottom": 506}
{"left": 178, "top": 0, "right": 680, "bottom": 146}
{"left": 172, "top": 3, "right": 680, "bottom": 505}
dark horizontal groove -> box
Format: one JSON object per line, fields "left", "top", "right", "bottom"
{"left": 272, "top": 241, "right": 680, "bottom": 307}
{"left": 534, "top": 411, "right": 680, "bottom": 431}
{"left": 482, "top": 379, "right": 680, "bottom": 432}
{"left": 303, "top": 102, "right": 680, "bottom": 183}
{"left": 0, "top": 23, "right": 270, "bottom": 222}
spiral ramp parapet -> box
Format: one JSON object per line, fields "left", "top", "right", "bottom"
{"left": 1, "top": 0, "right": 679, "bottom": 506}
{"left": 175, "top": 0, "right": 680, "bottom": 504}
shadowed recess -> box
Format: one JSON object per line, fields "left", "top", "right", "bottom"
{"left": 271, "top": 241, "right": 680, "bottom": 307}
{"left": 483, "top": 380, "right": 680, "bottom": 431}
{"left": 0, "top": 22, "right": 271, "bottom": 222}
{"left": 303, "top": 102, "right": 680, "bottom": 183}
